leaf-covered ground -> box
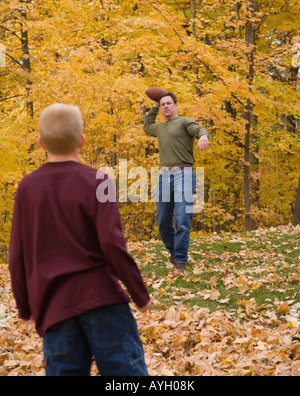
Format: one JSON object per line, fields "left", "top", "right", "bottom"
{"left": 1, "top": 225, "right": 299, "bottom": 376}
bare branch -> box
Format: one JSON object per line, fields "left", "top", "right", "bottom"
{"left": 0, "top": 95, "right": 23, "bottom": 103}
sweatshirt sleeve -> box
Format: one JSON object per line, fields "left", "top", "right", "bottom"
{"left": 185, "top": 118, "right": 209, "bottom": 139}
{"left": 95, "top": 175, "right": 151, "bottom": 309}
{"left": 143, "top": 106, "right": 160, "bottom": 137}
{"left": 9, "top": 185, "right": 32, "bottom": 320}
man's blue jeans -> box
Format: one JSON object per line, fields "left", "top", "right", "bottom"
{"left": 43, "top": 304, "right": 149, "bottom": 376}
{"left": 156, "top": 167, "right": 195, "bottom": 264}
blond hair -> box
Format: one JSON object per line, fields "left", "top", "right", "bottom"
{"left": 39, "top": 104, "right": 84, "bottom": 155}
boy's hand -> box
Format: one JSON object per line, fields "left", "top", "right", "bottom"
{"left": 137, "top": 299, "right": 152, "bottom": 313}
{"left": 22, "top": 316, "right": 33, "bottom": 324}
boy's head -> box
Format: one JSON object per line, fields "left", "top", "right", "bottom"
{"left": 39, "top": 104, "right": 84, "bottom": 155}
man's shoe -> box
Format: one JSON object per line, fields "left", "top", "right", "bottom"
{"left": 175, "top": 263, "right": 187, "bottom": 273}
{"left": 170, "top": 256, "right": 175, "bottom": 265}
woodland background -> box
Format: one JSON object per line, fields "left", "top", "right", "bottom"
{"left": 0, "top": 0, "right": 300, "bottom": 258}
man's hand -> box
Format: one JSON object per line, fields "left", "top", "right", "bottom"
{"left": 153, "top": 102, "right": 160, "bottom": 108}
{"left": 197, "top": 135, "right": 209, "bottom": 151}
{"left": 137, "top": 298, "right": 152, "bottom": 313}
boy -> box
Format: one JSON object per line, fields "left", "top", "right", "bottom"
{"left": 9, "top": 103, "right": 151, "bottom": 376}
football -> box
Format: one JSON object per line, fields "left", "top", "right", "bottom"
{"left": 145, "top": 87, "right": 167, "bottom": 102}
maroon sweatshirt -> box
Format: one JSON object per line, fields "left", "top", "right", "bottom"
{"left": 9, "top": 161, "right": 150, "bottom": 337}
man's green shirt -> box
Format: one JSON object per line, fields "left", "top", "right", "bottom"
{"left": 143, "top": 107, "right": 209, "bottom": 167}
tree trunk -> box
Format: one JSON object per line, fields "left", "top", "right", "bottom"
{"left": 293, "top": 177, "right": 300, "bottom": 226}
{"left": 20, "top": 0, "right": 33, "bottom": 119}
{"left": 191, "top": 0, "right": 203, "bottom": 97}
{"left": 243, "top": 0, "right": 257, "bottom": 231}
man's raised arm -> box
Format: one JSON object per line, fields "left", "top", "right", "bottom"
{"left": 143, "top": 104, "right": 160, "bottom": 137}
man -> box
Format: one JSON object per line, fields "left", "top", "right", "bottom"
{"left": 144, "top": 92, "right": 209, "bottom": 273}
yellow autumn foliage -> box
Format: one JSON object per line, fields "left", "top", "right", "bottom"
{"left": 0, "top": 0, "right": 299, "bottom": 252}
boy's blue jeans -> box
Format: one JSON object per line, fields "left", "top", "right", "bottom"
{"left": 156, "top": 167, "right": 196, "bottom": 264}
{"left": 43, "top": 304, "right": 149, "bottom": 376}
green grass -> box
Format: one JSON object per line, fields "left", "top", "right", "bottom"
{"left": 130, "top": 226, "right": 300, "bottom": 325}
